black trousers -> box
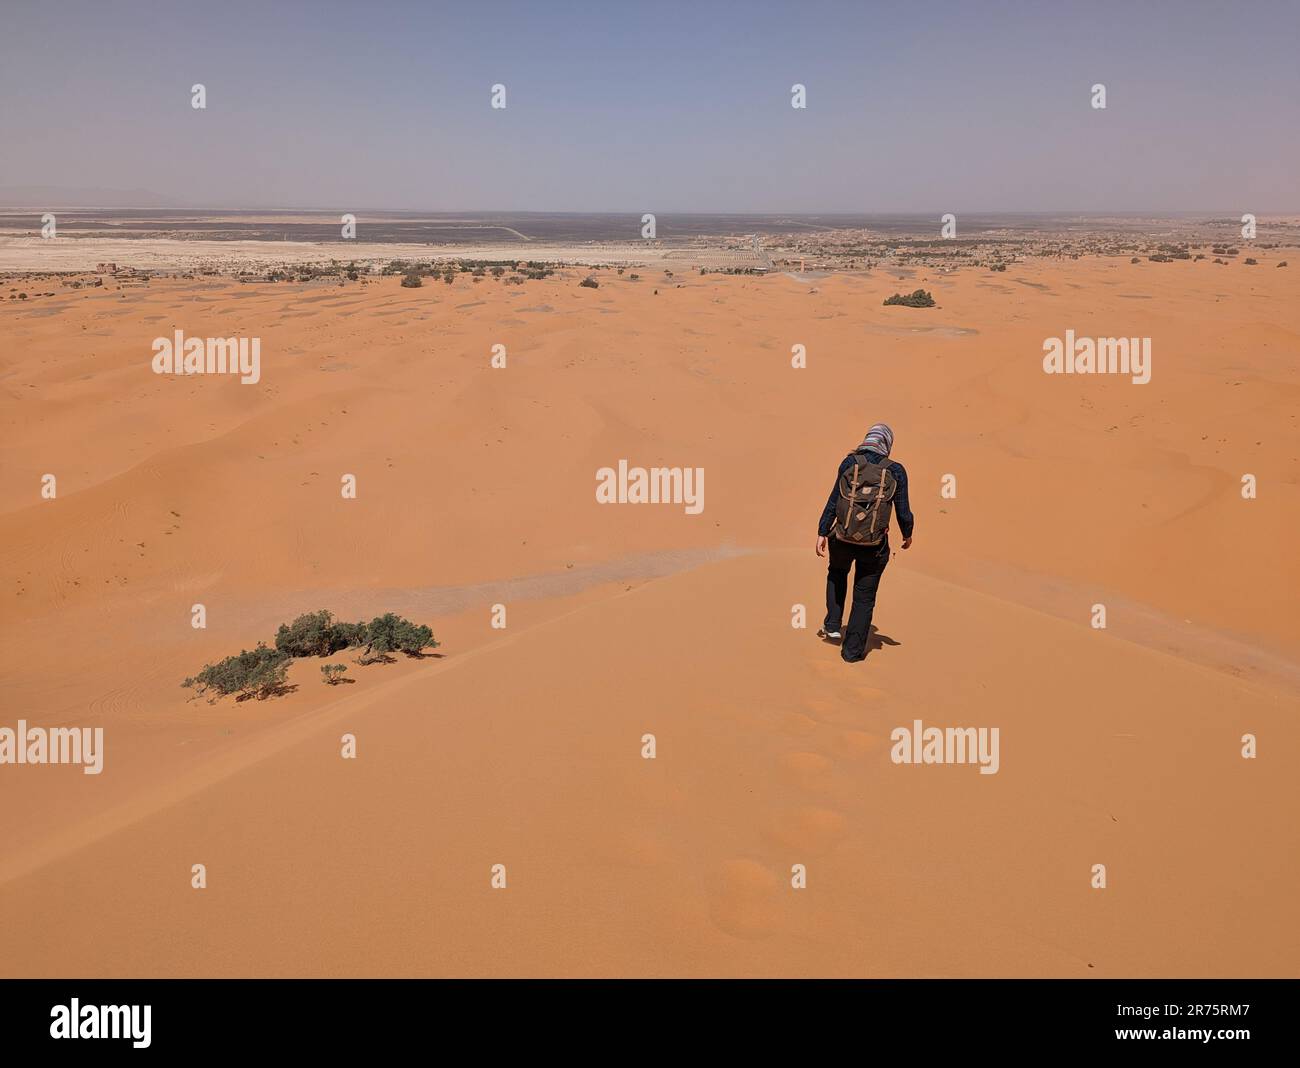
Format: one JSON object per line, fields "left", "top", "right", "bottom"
{"left": 823, "top": 537, "right": 890, "bottom": 662}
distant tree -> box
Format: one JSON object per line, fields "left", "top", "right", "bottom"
{"left": 321, "top": 664, "right": 348, "bottom": 685}
{"left": 400, "top": 273, "right": 423, "bottom": 288}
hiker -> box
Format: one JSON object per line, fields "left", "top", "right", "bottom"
{"left": 815, "top": 423, "right": 913, "bottom": 663}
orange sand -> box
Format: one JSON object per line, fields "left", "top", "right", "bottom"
{"left": 1, "top": 256, "right": 1296, "bottom": 976}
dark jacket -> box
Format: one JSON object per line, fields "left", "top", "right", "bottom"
{"left": 817, "top": 449, "right": 914, "bottom": 540}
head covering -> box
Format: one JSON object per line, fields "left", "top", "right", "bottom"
{"left": 859, "top": 423, "right": 894, "bottom": 457}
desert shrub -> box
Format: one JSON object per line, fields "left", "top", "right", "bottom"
{"left": 400, "top": 273, "right": 423, "bottom": 288}
{"left": 274, "top": 610, "right": 337, "bottom": 657}
{"left": 360, "top": 613, "right": 439, "bottom": 659}
{"left": 883, "top": 289, "right": 936, "bottom": 308}
{"left": 330, "top": 620, "right": 368, "bottom": 648}
{"left": 183, "top": 644, "right": 289, "bottom": 700}
{"left": 1130, "top": 257, "right": 1141, "bottom": 263}
{"left": 321, "top": 664, "right": 348, "bottom": 685}
{"left": 491, "top": 266, "right": 505, "bottom": 277}
{"left": 275, "top": 610, "right": 370, "bottom": 657}
{"left": 1244, "top": 257, "right": 1258, "bottom": 265}
{"left": 442, "top": 272, "right": 454, "bottom": 284}
{"left": 579, "top": 276, "right": 599, "bottom": 289}
{"left": 1278, "top": 261, "right": 1288, "bottom": 268}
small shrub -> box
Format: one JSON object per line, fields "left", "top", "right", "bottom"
{"left": 1244, "top": 257, "right": 1257, "bottom": 265}
{"left": 321, "top": 664, "right": 348, "bottom": 685}
{"left": 400, "top": 273, "right": 423, "bottom": 288}
{"left": 579, "top": 276, "right": 599, "bottom": 289}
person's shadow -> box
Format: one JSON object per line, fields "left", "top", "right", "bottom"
{"left": 817, "top": 625, "right": 901, "bottom": 653}
{"left": 867, "top": 626, "right": 901, "bottom": 652}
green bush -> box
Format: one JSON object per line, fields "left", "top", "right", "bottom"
{"left": 275, "top": 610, "right": 372, "bottom": 657}
{"left": 883, "top": 288, "right": 936, "bottom": 308}
{"left": 400, "top": 273, "right": 423, "bottom": 288}
{"left": 183, "top": 644, "right": 290, "bottom": 700}
{"left": 186, "top": 610, "right": 437, "bottom": 699}
{"left": 274, "top": 610, "right": 336, "bottom": 657}
{"left": 360, "top": 613, "right": 439, "bottom": 659}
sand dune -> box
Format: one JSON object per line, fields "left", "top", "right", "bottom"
{"left": 1, "top": 257, "right": 1296, "bottom": 976}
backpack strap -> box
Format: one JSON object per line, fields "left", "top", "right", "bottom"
{"left": 869, "top": 466, "right": 889, "bottom": 526}
{"left": 843, "top": 453, "right": 863, "bottom": 500}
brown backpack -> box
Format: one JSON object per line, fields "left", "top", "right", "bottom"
{"left": 831, "top": 452, "right": 896, "bottom": 546}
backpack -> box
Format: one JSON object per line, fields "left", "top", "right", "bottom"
{"left": 831, "top": 452, "right": 896, "bottom": 546}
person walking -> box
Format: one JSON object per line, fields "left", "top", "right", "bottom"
{"left": 815, "top": 423, "right": 913, "bottom": 663}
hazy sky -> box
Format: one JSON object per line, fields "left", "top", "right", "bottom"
{"left": 2, "top": 0, "right": 1297, "bottom": 212}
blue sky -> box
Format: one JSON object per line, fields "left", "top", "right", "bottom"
{"left": 2, "top": 0, "right": 1297, "bottom": 211}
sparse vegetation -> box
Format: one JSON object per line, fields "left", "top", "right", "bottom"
{"left": 579, "top": 276, "right": 599, "bottom": 289}
{"left": 184, "top": 610, "right": 438, "bottom": 702}
{"left": 182, "top": 644, "right": 290, "bottom": 701}
{"left": 321, "top": 664, "right": 348, "bottom": 686}
{"left": 883, "top": 288, "right": 936, "bottom": 308}
{"left": 400, "top": 273, "right": 423, "bottom": 288}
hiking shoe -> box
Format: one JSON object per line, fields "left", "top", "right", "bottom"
{"left": 817, "top": 628, "right": 842, "bottom": 640}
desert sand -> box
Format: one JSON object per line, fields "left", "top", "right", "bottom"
{"left": 1, "top": 252, "right": 1297, "bottom": 976}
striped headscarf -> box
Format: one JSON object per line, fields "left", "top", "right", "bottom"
{"left": 859, "top": 423, "right": 894, "bottom": 457}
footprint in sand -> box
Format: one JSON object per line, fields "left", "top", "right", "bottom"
{"left": 779, "top": 750, "right": 836, "bottom": 794}
{"left": 800, "top": 695, "right": 879, "bottom": 728}
{"left": 763, "top": 806, "right": 848, "bottom": 854}
{"left": 840, "top": 729, "right": 886, "bottom": 758}
{"left": 779, "top": 711, "right": 820, "bottom": 737}
{"left": 708, "top": 858, "right": 783, "bottom": 940}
